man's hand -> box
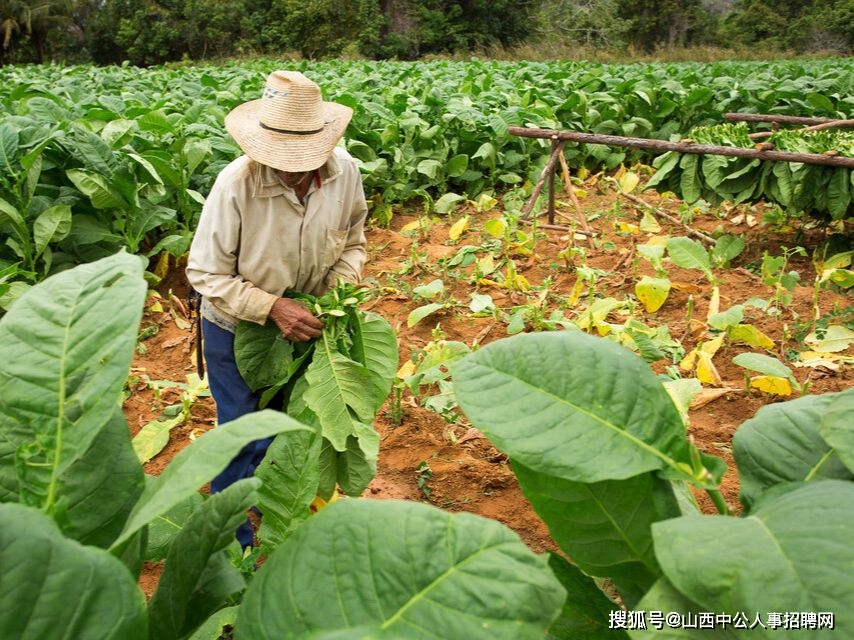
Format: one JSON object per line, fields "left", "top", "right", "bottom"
{"left": 269, "top": 297, "right": 324, "bottom": 342}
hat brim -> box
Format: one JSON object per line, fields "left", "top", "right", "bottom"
{"left": 225, "top": 100, "right": 353, "bottom": 172}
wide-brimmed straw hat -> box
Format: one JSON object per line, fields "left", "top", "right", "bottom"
{"left": 225, "top": 70, "right": 352, "bottom": 173}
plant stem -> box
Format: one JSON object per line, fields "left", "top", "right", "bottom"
{"left": 706, "top": 488, "right": 731, "bottom": 515}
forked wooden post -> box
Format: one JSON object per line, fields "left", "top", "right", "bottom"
{"left": 520, "top": 136, "right": 565, "bottom": 222}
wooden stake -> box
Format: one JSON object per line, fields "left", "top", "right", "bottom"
{"left": 749, "top": 118, "right": 854, "bottom": 139}
{"left": 621, "top": 192, "right": 716, "bottom": 245}
{"left": 521, "top": 138, "right": 566, "bottom": 219}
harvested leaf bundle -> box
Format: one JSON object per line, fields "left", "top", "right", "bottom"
{"left": 647, "top": 122, "right": 854, "bottom": 221}
{"left": 234, "top": 282, "right": 397, "bottom": 499}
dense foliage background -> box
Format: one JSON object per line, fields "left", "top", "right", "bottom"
{"left": 2, "top": 0, "right": 854, "bottom": 67}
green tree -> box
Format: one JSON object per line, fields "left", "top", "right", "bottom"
{"left": 616, "top": 0, "right": 714, "bottom": 52}
{"left": 271, "top": 0, "right": 534, "bottom": 60}
{"left": 86, "top": 0, "right": 251, "bottom": 66}
{"left": 1, "top": 0, "right": 71, "bottom": 64}
{"left": 722, "top": 0, "right": 853, "bottom": 53}
{"left": 532, "top": 0, "right": 629, "bottom": 48}
{"left": 273, "top": 0, "right": 362, "bottom": 59}
{"left": 413, "top": 0, "right": 533, "bottom": 55}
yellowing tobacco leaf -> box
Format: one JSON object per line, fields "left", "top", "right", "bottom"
{"left": 310, "top": 490, "right": 340, "bottom": 513}
{"left": 827, "top": 269, "right": 854, "bottom": 289}
{"left": 449, "top": 215, "right": 470, "bottom": 241}
{"left": 477, "top": 254, "right": 497, "bottom": 276}
{"left": 483, "top": 217, "right": 506, "bottom": 239}
{"left": 506, "top": 271, "right": 530, "bottom": 291}
{"left": 680, "top": 335, "right": 724, "bottom": 379}
{"left": 700, "top": 334, "right": 725, "bottom": 356}
{"left": 400, "top": 219, "right": 422, "bottom": 232}
{"left": 619, "top": 171, "right": 640, "bottom": 194}
{"left": 396, "top": 359, "right": 416, "bottom": 379}
{"left": 147, "top": 294, "right": 164, "bottom": 313}
{"left": 798, "top": 350, "right": 854, "bottom": 363}
{"left": 614, "top": 221, "right": 640, "bottom": 235}
{"left": 728, "top": 324, "right": 775, "bottom": 349}
{"left": 679, "top": 349, "right": 697, "bottom": 372}
{"left": 575, "top": 297, "right": 625, "bottom": 332}
{"left": 816, "top": 250, "right": 853, "bottom": 273}
{"left": 565, "top": 279, "right": 585, "bottom": 308}
{"left": 635, "top": 276, "right": 671, "bottom": 313}
{"left": 508, "top": 242, "right": 533, "bottom": 257}
{"left": 805, "top": 325, "right": 854, "bottom": 353}
{"left": 696, "top": 351, "right": 722, "bottom": 386}
{"left": 473, "top": 193, "right": 498, "bottom": 213}
{"left": 639, "top": 210, "right": 662, "bottom": 233}
{"left": 706, "top": 285, "right": 720, "bottom": 319}
{"left": 750, "top": 375, "right": 792, "bottom": 396}
{"left": 154, "top": 251, "right": 171, "bottom": 279}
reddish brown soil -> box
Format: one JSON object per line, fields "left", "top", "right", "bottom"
{"left": 129, "top": 181, "right": 853, "bottom": 597}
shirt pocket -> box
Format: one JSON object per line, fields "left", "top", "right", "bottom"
{"left": 322, "top": 227, "right": 348, "bottom": 269}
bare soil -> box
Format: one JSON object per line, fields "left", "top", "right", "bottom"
{"left": 129, "top": 182, "right": 853, "bottom": 597}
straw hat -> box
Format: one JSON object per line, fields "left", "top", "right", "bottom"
{"left": 225, "top": 70, "right": 353, "bottom": 172}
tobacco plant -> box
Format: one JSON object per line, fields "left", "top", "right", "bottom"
{"left": 0, "top": 253, "right": 565, "bottom": 639}
{"left": 452, "top": 330, "right": 854, "bottom": 637}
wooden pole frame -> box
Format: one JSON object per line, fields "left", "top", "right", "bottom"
{"left": 511, "top": 124, "right": 854, "bottom": 227}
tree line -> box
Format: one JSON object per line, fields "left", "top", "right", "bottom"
{"left": 2, "top": 0, "right": 853, "bottom": 67}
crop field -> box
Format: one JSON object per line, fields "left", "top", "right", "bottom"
{"left": 1, "top": 59, "right": 853, "bottom": 638}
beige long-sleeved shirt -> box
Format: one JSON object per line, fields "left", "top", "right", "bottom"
{"left": 186, "top": 147, "right": 368, "bottom": 331}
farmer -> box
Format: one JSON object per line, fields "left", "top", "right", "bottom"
{"left": 186, "top": 70, "right": 368, "bottom": 549}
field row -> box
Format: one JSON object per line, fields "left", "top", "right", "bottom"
{"left": 2, "top": 58, "right": 854, "bottom": 305}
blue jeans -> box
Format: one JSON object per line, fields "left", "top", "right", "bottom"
{"left": 202, "top": 318, "right": 273, "bottom": 550}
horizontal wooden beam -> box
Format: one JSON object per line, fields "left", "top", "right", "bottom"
{"left": 724, "top": 112, "right": 837, "bottom": 126}
{"left": 508, "top": 127, "right": 854, "bottom": 168}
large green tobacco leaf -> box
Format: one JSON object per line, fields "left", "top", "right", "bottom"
{"left": 304, "top": 332, "right": 389, "bottom": 451}
{"left": 453, "top": 331, "right": 692, "bottom": 483}
{"left": 666, "top": 237, "right": 712, "bottom": 281}
{"left": 111, "top": 409, "right": 310, "bottom": 550}
{"left": 0, "top": 251, "right": 145, "bottom": 510}
{"left": 148, "top": 479, "right": 258, "bottom": 640}
{"left": 628, "top": 579, "right": 741, "bottom": 639}
{"left": 255, "top": 426, "right": 323, "bottom": 551}
{"left": 0, "top": 503, "right": 147, "bottom": 640}
{"left": 60, "top": 409, "right": 145, "bottom": 548}
{"left": 818, "top": 388, "right": 854, "bottom": 473}
{"left": 652, "top": 481, "right": 854, "bottom": 635}
{"left": 66, "top": 168, "right": 126, "bottom": 209}
{"left": 546, "top": 553, "right": 629, "bottom": 640}
{"left": 336, "top": 427, "right": 379, "bottom": 496}
{"left": 0, "top": 122, "right": 18, "bottom": 169}
{"left": 350, "top": 310, "right": 398, "bottom": 390}
{"left": 145, "top": 491, "right": 205, "bottom": 562}
{"left": 513, "top": 462, "right": 681, "bottom": 604}
{"left": 733, "top": 391, "right": 853, "bottom": 510}
{"left": 33, "top": 204, "right": 72, "bottom": 256}
{"left": 234, "top": 322, "right": 299, "bottom": 392}
{"left": 186, "top": 606, "right": 239, "bottom": 640}
{"left": 285, "top": 379, "right": 378, "bottom": 499}
{"left": 236, "top": 499, "right": 565, "bottom": 640}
